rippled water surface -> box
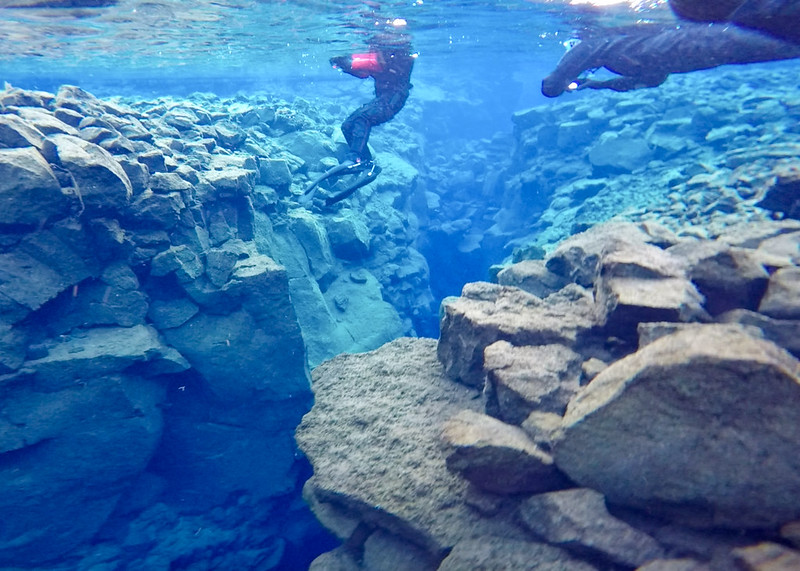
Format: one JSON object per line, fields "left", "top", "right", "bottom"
{"left": 1, "top": 0, "right": 673, "bottom": 90}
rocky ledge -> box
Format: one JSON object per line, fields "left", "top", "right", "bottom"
{"left": 297, "top": 218, "right": 800, "bottom": 570}
{"left": 0, "top": 82, "right": 372, "bottom": 568}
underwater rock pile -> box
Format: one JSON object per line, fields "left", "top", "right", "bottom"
{"left": 489, "top": 63, "right": 800, "bottom": 254}
{"left": 297, "top": 218, "right": 800, "bottom": 570}
{"left": 0, "top": 83, "right": 352, "bottom": 568}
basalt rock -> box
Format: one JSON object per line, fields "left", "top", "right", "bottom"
{"left": 297, "top": 338, "right": 527, "bottom": 564}
{"left": 43, "top": 133, "right": 133, "bottom": 212}
{"left": 484, "top": 340, "right": 582, "bottom": 423}
{"left": 442, "top": 409, "right": 568, "bottom": 494}
{"left": 554, "top": 325, "right": 800, "bottom": 529}
{"left": 0, "top": 146, "right": 72, "bottom": 226}
{"left": 438, "top": 281, "right": 595, "bottom": 388}
{"left": 519, "top": 488, "right": 666, "bottom": 568}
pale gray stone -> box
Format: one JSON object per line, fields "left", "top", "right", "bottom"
{"left": 484, "top": 340, "right": 582, "bottom": 422}
{"left": 443, "top": 409, "right": 568, "bottom": 494}
{"left": 43, "top": 133, "right": 132, "bottom": 212}
{"left": 555, "top": 325, "right": 800, "bottom": 529}
{"left": 758, "top": 267, "right": 800, "bottom": 319}
{"left": 438, "top": 282, "right": 595, "bottom": 388}
{"left": 438, "top": 536, "right": 597, "bottom": 571}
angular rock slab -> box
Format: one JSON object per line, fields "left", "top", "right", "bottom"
{"left": 484, "top": 340, "right": 582, "bottom": 423}
{"left": 438, "top": 282, "right": 595, "bottom": 388}
{"left": 44, "top": 133, "right": 132, "bottom": 212}
{"left": 0, "top": 146, "right": 70, "bottom": 226}
{"left": 758, "top": 267, "right": 800, "bottom": 320}
{"left": 519, "top": 488, "right": 665, "bottom": 568}
{"left": 554, "top": 325, "right": 800, "bottom": 528}
{"left": 668, "top": 241, "right": 769, "bottom": 316}
{"left": 438, "top": 536, "right": 598, "bottom": 571}
{"left": 296, "top": 338, "right": 526, "bottom": 557}
{"left": 20, "top": 324, "right": 189, "bottom": 390}
{"left": 442, "top": 409, "right": 568, "bottom": 495}
{"left": 594, "top": 240, "right": 708, "bottom": 337}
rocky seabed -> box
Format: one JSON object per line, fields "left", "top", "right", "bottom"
{"left": 299, "top": 217, "right": 800, "bottom": 570}
{"left": 1, "top": 61, "right": 800, "bottom": 571}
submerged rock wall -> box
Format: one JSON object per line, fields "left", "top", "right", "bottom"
{"left": 412, "top": 62, "right": 800, "bottom": 277}
{"left": 299, "top": 218, "right": 800, "bottom": 570}
{"left": 0, "top": 83, "right": 351, "bottom": 569}
{"left": 297, "top": 62, "right": 800, "bottom": 570}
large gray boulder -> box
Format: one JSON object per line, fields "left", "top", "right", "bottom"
{"left": 554, "top": 325, "right": 800, "bottom": 528}
{"left": 289, "top": 208, "right": 335, "bottom": 284}
{"left": 594, "top": 240, "right": 708, "bottom": 336}
{"left": 297, "top": 338, "right": 527, "bottom": 561}
{"left": 0, "top": 146, "right": 71, "bottom": 226}
{"left": 43, "top": 133, "right": 132, "bottom": 212}
{"left": 442, "top": 409, "right": 568, "bottom": 494}
{"left": 758, "top": 267, "right": 800, "bottom": 319}
{"left": 496, "top": 260, "right": 567, "bottom": 298}
{"left": 438, "top": 536, "right": 597, "bottom": 571}
{"left": 326, "top": 213, "right": 371, "bottom": 261}
{"left": 0, "top": 113, "right": 46, "bottom": 149}
{"left": 484, "top": 340, "right": 583, "bottom": 423}
{"left": 545, "top": 221, "right": 656, "bottom": 287}
{"left": 669, "top": 241, "right": 770, "bottom": 316}
{"left": 0, "top": 228, "right": 98, "bottom": 320}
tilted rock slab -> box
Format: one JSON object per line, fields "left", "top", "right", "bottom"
{"left": 554, "top": 325, "right": 800, "bottom": 528}
{"left": 484, "top": 340, "right": 582, "bottom": 423}
{"left": 594, "top": 240, "right": 709, "bottom": 337}
{"left": 438, "top": 282, "right": 595, "bottom": 388}
{"left": 296, "top": 338, "right": 526, "bottom": 562}
{"left": 438, "top": 536, "right": 598, "bottom": 571}
{"left": 42, "top": 133, "right": 132, "bottom": 212}
{"left": 442, "top": 409, "right": 568, "bottom": 495}
{"left": 519, "top": 488, "right": 665, "bottom": 568}
{"left": 0, "top": 146, "right": 71, "bottom": 226}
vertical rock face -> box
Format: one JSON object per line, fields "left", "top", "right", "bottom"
{"left": 0, "top": 85, "right": 319, "bottom": 569}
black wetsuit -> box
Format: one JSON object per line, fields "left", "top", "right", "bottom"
{"left": 541, "top": 22, "right": 800, "bottom": 97}
{"left": 670, "top": 0, "right": 800, "bottom": 45}
{"left": 332, "top": 49, "right": 414, "bottom": 161}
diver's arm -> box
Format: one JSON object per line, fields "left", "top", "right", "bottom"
{"left": 577, "top": 73, "right": 668, "bottom": 92}
{"left": 331, "top": 53, "right": 383, "bottom": 79}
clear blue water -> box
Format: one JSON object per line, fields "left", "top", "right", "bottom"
{"left": 7, "top": 1, "right": 795, "bottom": 569}
{"left": 1, "top": 0, "right": 672, "bottom": 100}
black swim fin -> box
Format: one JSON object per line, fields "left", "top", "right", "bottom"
{"left": 325, "top": 162, "right": 382, "bottom": 206}
{"left": 299, "top": 160, "right": 361, "bottom": 205}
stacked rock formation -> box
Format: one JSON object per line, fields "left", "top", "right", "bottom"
{"left": 298, "top": 219, "right": 800, "bottom": 570}
{"left": 0, "top": 83, "right": 339, "bottom": 569}
{"left": 433, "top": 63, "right": 800, "bottom": 267}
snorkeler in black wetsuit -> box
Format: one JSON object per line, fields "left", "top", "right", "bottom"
{"left": 301, "top": 36, "right": 415, "bottom": 207}
{"left": 541, "top": 21, "right": 800, "bottom": 97}
{"left": 670, "top": 0, "right": 800, "bottom": 46}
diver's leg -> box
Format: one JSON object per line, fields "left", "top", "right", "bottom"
{"left": 342, "top": 109, "right": 373, "bottom": 161}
